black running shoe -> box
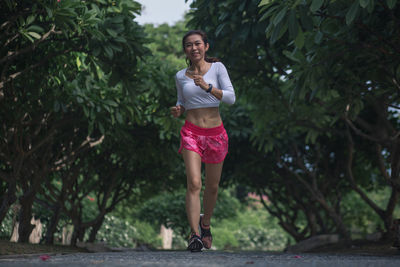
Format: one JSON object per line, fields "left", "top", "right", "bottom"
{"left": 199, "top": 214, "right": 212, "bottom": 249}
{"left": 187, "top": 233, "right": 203, "bottom": 252}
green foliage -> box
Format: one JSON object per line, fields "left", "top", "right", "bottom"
{"left": 134, "top": 188, "right": 241, "bottom": 237}
{"left": 90, "top": 215, "right": 161, "bottom": 248}
{"left": 144, "top": 21, "right": 188, "bottom": 68}
{"left": 0, "top": 0, "right": 184, "bottom": 244}
{"left": 0, "top": 208, "right": 13, "bottom": 239}
{"left": 342, "top": 191, "right": 384, "bottom": 238}
{"left": 212, "top": 205, "right": 290, "bottom": 251}
{"left": 188, "top": 0, "right": 400, "bottom": 240}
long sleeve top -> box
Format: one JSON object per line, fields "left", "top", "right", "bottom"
{"left": 175, "top": 62, "right": 235, "bottom": 110}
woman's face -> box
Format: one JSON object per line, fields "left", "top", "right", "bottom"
{"left": 183, "top": 34, "right": 209, "bottom": 63}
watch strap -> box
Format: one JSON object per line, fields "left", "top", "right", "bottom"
{"left": 206, "top": 84, "right": 213, "bottom": 93}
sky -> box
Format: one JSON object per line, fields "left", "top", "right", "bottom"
{"left": 135, "top": 0, "right": 193, "bottom": 26}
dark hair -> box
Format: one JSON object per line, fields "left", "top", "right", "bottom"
{"left": 182, "top": 30, "right": 220, "bottom": 66}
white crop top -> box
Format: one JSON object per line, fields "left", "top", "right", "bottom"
{"left": 175, "top": 62, "right": 235, "bottom": 110}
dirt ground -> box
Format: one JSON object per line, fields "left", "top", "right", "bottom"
{"left": 0, "top": 239, "right": 399, "bottom": 257}
{"left": 307, "top": 239, "right": 400, "bottom": 256}
{"left": 0, "top": 240, "right": 88, "bottom": 256}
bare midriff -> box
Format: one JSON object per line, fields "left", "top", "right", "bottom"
{"left": 185, "top": 107, "right": 222, "bottom": 128}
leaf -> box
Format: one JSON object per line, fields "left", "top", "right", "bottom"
{"left": 215, "top": 22, "right": 226, "bottom": 37}
{"left": 106, "top": 28, "right": 118, "bottom": 37}
{"left": 218, "top": 12, "right": 230, "bottom": 21}
{"left": 346, "top": 2, "right": 359, "bottom": 25}
{"left": 104, "top": 45, "right": 113, "bottom": 59}
{"left": 270, "top": 20, "right": 283, "bottom": 43}
{"left": 26, "top": 25, "right": 44, "bottom": 33}
{"left": 359, "top": 0, "right": 370, "bottom": 8}
{"left": 76, "top": 56, "right": 82, "bottom": 68}
{"left": 26, "top": 15, "right": 36, "bottom": 25}
{"left": 259, "top": 0, "right": 272, "bottom": 7}
{"left": 273, "top": 6, "right": 288, "bottom": 26}
{"left": 299, "top": 6, "right": 314, "bottom": 30}
{"left": 310, "top": 0, "right": 324, "bottom": 12}
{"left": 387, "top": 0, "right": 397, "bottom": 9}
{"left": 27, "top": 32, "right": 41, "bottom": 39}
{"left": 45, "top": 7, "right": 53, "bottom": 18}
{"left": 288, "top": 9, "right": 298, "bottom": 39}
{"left": 105, "top": 100, "right": 119, "bottom": 107}
{"left": 259, "top": 5, "right": 280, "bottom": 22}
{"left": 283, "top": 50, "right": 301, "bottom": 63}
{"left": 294, "top": 26, "right": 304, "bottom": 49}
{"left": 314, "top": 31, "right": 323, "bottom": 44}
{"left": 116, "top": 111, "right": 123, "bottom": 124}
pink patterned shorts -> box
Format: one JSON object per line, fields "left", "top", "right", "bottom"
{"left": 178, "top": 120, "right": 229, "bottom": 164}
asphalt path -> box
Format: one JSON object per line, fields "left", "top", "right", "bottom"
{"left": 1, "top": 250, "right": 400, "bottom": 267}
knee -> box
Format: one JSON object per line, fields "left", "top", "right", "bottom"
{"left": 206, "top": 184, "right": 219, "bottom": 195}
{"left": 187, "top": 178, "right": 202, "bottom": 194}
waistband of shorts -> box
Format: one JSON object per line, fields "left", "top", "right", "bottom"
{"left": 183, "top": 120, "right": 225, "bottom": 136}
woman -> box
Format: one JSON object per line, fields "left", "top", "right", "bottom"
{"left": 170, "top": 30, "right": 235, "bottom": 252}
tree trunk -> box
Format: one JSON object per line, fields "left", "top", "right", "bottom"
{"left": 45, "top": 205, "right": 62, "bottom": 245}
{"left": 17, "top": 194, "right": 36, "bottom": 243}
{"left": 71, "top": 224, "right": 86, "bottom": 246}
{"left": 0, "top": 180, "right": 17, "bottom": 224}
{"left": 88, "top": 216, "right": 105, "bottom": 243}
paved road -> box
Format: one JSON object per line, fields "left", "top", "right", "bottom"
{"left": 1, "top": 251, "right": 400, "bottom": 267}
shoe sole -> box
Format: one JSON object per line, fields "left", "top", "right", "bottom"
{"left": 187, "top": 236, "right": 203, "bottom": 252}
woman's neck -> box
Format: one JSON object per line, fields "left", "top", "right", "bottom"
{"left": 189, "top": 60, "right": 209, "bottom": 73}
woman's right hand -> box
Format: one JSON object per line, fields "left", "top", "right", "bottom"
{"left": 170, "top": 105, "right": 184, "bottom": 117}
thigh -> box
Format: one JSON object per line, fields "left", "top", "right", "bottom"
{"left": 203, "top": 131, "right": 228, "bottom": 164}
{"left": 182, "top": 148, "right": 202, "bottom": 185}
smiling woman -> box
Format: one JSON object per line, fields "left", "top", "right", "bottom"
{"left": 170, "top": 30, "right": 236, "bottom": 252}
{"left": 136, "top": 0, "right": 193, "bottom": 25}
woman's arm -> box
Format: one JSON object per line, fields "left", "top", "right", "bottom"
{"left": 192, "top": 63, "right": 235, "bottom": 104}
{"left": 217, "top": 63, "right": 235, "bottom": 105}
{"left": 171, "top": 105, "right": 185, "bottom": 117}
{"left": 171, "top": 74, "right": 186, "bottom": 117}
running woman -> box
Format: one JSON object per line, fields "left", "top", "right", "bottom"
{"left": 170, "top": 30, "right": 236, "bottom": 252}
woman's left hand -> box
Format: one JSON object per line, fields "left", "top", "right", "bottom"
{"left": 192, "top": 75, "right": 208, "bottom": 91}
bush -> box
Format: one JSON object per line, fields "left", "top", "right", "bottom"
{"left": 134, "top": 187, "right": 241, "bottom": 237}
{"left": 212, "top": 206, "right": 290, "bottom": 251}
{"left": 91, "top": 215, "right": 161, "bottom": 248}
{"left": 0, "top": 208, "right": 13, "bottom": 239}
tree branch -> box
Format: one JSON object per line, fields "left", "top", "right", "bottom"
{"left": 0, "top": 47, "right": 75, "bottom": 90}
{"left": 344, "top": 125, "right": 385, "bottom": 218}
{"left": 342, "top": 116, "right": 383, "bottom": 143}
{"left": 0, "top": 24, "right": 56, "bottom": 65}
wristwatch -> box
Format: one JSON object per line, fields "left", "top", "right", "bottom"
{"left": 206, "top": 83, "right": 213, "bottom": 93}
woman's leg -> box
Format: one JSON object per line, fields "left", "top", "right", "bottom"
{"left": 182, "top": 148, "right": 202, "bottom": 235}
{"left": 202, "top": 161, "right": 224, "bottom": 226}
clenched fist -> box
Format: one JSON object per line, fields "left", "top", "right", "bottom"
{"left": 170, "top": 105, "right": 184, "bottom": 117}
{"left": 192, "top": 75, "right": 208, "bottom": 90}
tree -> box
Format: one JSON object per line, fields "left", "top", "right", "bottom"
{"left": 188, "top": 0, "right": 400, "bottom": 239}
{"left": 0, "top": 0, "right": 149, "bottom": 242}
